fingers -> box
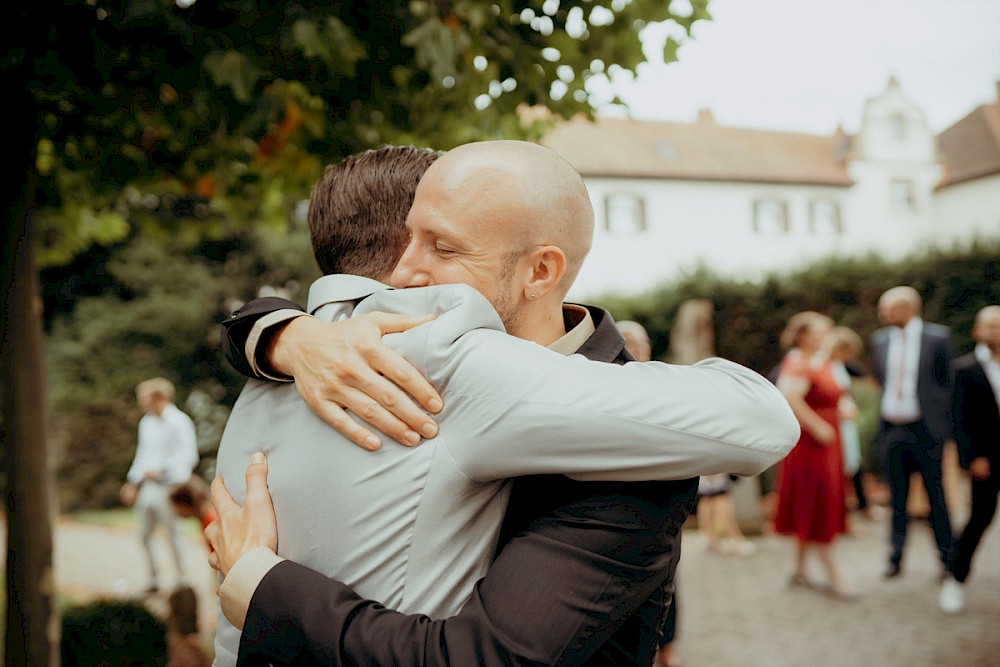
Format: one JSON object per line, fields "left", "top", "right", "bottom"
{"left": 336, "top": 384, "right": 435, "bottom": 447}
{"left": 210, "top": 476, "right": 239, "bottom": 515}
{"left": 309, "top": 400, "right": 384, "bottom": 451}
{"left": 204, "top": 520, "right": 221, "bottom": 571}
{"left": 369, "top": 345, "right": 443, "bottom": 418}
{"left": 362, "top": 313, "right": 444, "bottom": 416}
{"left": 299, "top": 360, "right": 439, "bottom": 449}
{"left": 244, "top": 452, "right": 273, "bottom": 511}
{"left": 373, "top": 312, "right": 437, "bottom": 336}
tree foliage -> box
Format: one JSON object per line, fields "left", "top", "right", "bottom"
{"left": 17, "top": 0, "right": 711, "bottom": 265}
{"left": 47, "top": 227, "right": 320, "bottom": 511}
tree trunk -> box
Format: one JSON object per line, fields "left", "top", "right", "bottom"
{"left": 2, "top": 210, "right": 58, "bottom": 667}
{"left": 2, "top": 22, "right": 58, "bottom": 654}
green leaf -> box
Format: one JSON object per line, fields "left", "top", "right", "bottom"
{"left": 91, "top": 210, "right": 131, "bottom": 245}
{"left": 204, "top": 51, "right": 264, "bottom": 104}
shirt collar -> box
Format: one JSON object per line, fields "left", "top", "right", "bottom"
{"left": 548, "top": 304, "right": 596, "bottom": 356}
{"left": 307, "top": 276, "right": 596, "bottom": 355}
{"left": 902, "top": 317, "right": 923, "bottom": 336}
{"left": 307, "top": 275, "right": 391, "bottom": 314}
{"left": 975, "top": 342, "right": 996, "bottom": 367}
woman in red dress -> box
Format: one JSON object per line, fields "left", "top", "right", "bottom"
{"left": 773, "top": 311, "right": 856, "bottom": 598}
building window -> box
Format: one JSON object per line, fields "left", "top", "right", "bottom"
{"left": 891, "top": 180, "right": 915, "bottom": 210}
{"left": 809, "top": 200, "right": 842, "bottom": 235}
{"left": 753, "top": 199, "right": 788, "bottom": 234}
{"left": 605, "top": 194, "right": 646, "bottom": 234}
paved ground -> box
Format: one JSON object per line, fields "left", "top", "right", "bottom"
{"left": 25, "top": 495, "right": 1000, "bottom": 666}
{"left": 670, "top": 506, "right": 1000, "bottom": 667}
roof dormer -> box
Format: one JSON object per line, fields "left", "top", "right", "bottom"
{"left": 852, "top": 76, "right": 937, "bottom": 163}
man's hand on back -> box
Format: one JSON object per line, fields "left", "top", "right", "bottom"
{"left": 205, "top": 452, "right": 278, "bottom": 578}
{"left": 269, "top": 312, "right": 443, "bottom": 450}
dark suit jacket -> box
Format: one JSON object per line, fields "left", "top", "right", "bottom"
{"left": 871, "top": 320, "right": 955, "bottom": 444}
{"left": 222, "top": 298, "right": 698, "bottom": 666}
{"left": 952, "top": 352, "right": 1000, "bottom": 470}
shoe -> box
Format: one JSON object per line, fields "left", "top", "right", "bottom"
{"left": 789, "top": 573, "right": 813, "bottom": 589}
{"left": 939, "top": 578, "right": 965, "bottom": 614}
{"left": 143, "top": 583, "right": 160, "bottom": 595}
{"left": 884, "top": 560, "right": 902, "bottom": 579}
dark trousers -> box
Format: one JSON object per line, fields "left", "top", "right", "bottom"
{"left": 951, "top": 472, "right": 1000, "bottom": 582}
{"left": 881, "top": 421, "right": 953, "bottom": 567}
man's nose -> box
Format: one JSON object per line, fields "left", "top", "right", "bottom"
{"left": 390, "top": 246, "right": 430, "bottom": 288}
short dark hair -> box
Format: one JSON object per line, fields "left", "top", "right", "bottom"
{"left": 309, "top": 145, "right": 443, "bottom": 278}
{"left": 169, "top": 476, "right": 208, "bottom": 509}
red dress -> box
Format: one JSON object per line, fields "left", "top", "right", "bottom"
{"left": 773, "top": 352, "right": 846, "bottom": 544}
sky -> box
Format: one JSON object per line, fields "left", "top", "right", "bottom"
{"left": 590, "top": 0, "right": 1000, "bottom": 135}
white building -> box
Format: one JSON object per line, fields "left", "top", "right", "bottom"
{"left": 542, "top": 78, "right": 1000, "bottom": 301}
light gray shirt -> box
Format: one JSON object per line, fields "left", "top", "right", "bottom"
{"left": 213, "top": 275, "right": 798, "bottom": 666}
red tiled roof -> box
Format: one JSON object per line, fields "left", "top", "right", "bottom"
{"left": 937, "top": 91, "right": 1000, "bottom": 188}
{"left": 540, "top": 113, "right": 854, "bottom": 186}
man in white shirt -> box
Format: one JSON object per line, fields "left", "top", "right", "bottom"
{"left": 120, "top": 377, "right": 199, "bottom": 593}
{"left": 871, "top": 286, "right": 955, "bottom": 580}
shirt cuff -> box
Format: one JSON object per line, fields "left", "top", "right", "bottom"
{"left": 219, "top": 546, "right": 285, "bottom": 630}
{"left": 245, "top": 309, "right": 310, "bottom": 381}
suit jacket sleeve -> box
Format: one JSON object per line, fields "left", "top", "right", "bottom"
{"left": 952, "top": 360, "right": 999, "bottom": 468}
{"left": 238, "top": 479, "right": 697, "bottom": 667}
{"left": 221, "top": 297, "right": 305, "bottom": 379}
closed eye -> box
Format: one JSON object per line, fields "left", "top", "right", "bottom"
{"left": 435, "top": 244, "right": 459, "bottom": 256}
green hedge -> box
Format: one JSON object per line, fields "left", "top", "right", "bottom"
{"left": 594, "top": 240, "right": 1000, "bottom": 477}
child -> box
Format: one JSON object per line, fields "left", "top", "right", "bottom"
{"left": 168, "top": 475, "right": 217, "bottom": 551}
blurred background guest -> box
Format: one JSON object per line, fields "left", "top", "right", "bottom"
{"left": 697, "top": 474, "right": 755, "bottom": 557}
{"left": 119, "top": 377, "right": 199, "bottom": 594}
{"left": 773, "top": 312, "right": 856, "bottom": 599}
{"left": 871, "top": 286, "right": 955, "bottom": 580}
{"left": 821, "top": 325, "right": 880, "bottom": 529}
{"left": 940, "top": 305, "right": 1000, "bottom": 613}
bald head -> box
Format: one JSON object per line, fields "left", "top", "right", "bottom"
{"left": 878, "top": 286, "right": 922, "bottom": 327}
{"left": 392, "top": 140, "right": 595, "bottom": 344}
{"left": 430, "top": 140, "right": 594, "bottom": 294}
{"left": 973, "top": 305, "right": 1000, "bottom": 353}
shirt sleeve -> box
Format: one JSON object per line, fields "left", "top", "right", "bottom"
{"left": 354, "top": 284, "right": 798, "bottom": 484}
{"left": 426, "top": 328, "right": 799, "bottom": 482}
{"left": 125, "top": 420, "right": 150, "bottom": 484}
{"left": 165, "top": 409, "right": 199, "bottom": 483}
{"left": 220, "top": 546, "right": 285, "bottom": 631}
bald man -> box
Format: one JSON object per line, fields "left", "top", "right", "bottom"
{"left": 872, "top": 286, "right": 955, "bottom": 580}
{"left": 940, "top": 305, "right": 1000, "bottom": 613}
{"left": 213, "top": 141, "right": 797, "bottom": 666}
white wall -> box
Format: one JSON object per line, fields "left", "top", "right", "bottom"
{"left": 568, "top": 178, "right": 853, "bottom": 300}
{"left": 934, "top": 175, "right": 1000, "bottom": 244}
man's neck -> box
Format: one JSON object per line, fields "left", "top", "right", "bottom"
{"left": 512, "top": 305, "right": 568, "bottom": 347}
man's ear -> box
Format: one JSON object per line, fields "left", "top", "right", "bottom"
{"left": 522, "top": 245, "right": 566, "bottom": 300}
